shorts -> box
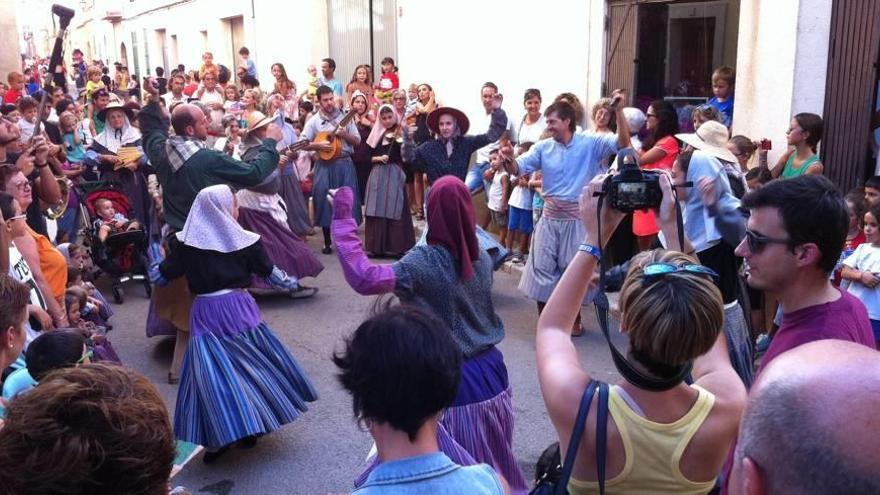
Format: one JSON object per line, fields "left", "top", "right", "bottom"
{"left": 871, "top": 319, "right": 880, "bottom": 341}
{"left": 490, "top": 209, "right": 508, "bottom": 229}
{"left": 508, "top": 206, "right": 534, "bottom": 234}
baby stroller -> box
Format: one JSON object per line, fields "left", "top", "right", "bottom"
{"left": 77, "top": 180, "right": 151, "bottom": 304}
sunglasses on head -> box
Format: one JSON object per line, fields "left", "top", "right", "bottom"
{"left": 642, "top": 262, "right": 719, "bottom": 283}
{"left": 745, "top": 229, "right": 791, "bottom": 253}
{"left": 77, "top": 349, "right": 93, "bottom": 364}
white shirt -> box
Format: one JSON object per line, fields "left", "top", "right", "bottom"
{"left": 487, "top": 170, "right": 509, "bottom": 211}
{"left": 843, "top": 242, "right": 880, "bottom": 319}
{"left": 8, "top": 243, "right": 46, "bottom": 348}
{"left": 475, "top": 108, "right": 517, "bottom": 164}
{"left": 163, "top": 92, "right": 187, "bottom": 108}
{"left": 199, "top": 88, "right": 225, "bottom": 131}
{"left": 508, "top": 173, "right": 534, "bottom": 210}
{"left": 516, "top": 113, "right": 547, "bottom": 147}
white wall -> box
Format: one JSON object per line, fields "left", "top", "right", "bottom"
{"left": 732, "top": 0, "right": 831, "bottom": 164}
{"left": 397, "top": 0, "right": 605, "bottom": 128}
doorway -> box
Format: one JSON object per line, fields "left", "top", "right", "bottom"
{"left": 227, "top": 16, "right": 245, "bottom": 84}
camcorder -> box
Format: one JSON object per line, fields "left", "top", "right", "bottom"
{"left": 602, "top": 148, "right": 663, "bottom": 213}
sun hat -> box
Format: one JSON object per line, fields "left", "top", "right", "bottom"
{"left": 427, "top": 106, "right": 470, "bottom": 136}
{"left": 96, "top": 101, "right": 134, "bottom": 122}
{"left": 675, "top": 120, "right": 737, "bottom": 163}
{"left": 243, "top": 111, "right": 274, "bottom": 135}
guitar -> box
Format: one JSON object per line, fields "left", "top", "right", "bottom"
{"left": 279, "top": 139, "right": 312, "bottom": 157}
{"left": 315, "top": 109, "right": 359, "bottom": 161}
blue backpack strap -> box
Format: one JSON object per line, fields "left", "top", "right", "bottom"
{"left": 555, "top": 379, "right": 600, "bottom": 495}
{"left": 595, "top": 382, "right": 610, "bottom": 495}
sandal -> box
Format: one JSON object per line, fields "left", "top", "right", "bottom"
{"left": 290, "top": 285, "right": 319, "bottom": 299}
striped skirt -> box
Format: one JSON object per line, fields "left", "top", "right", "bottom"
{"left": 173, "top": 289, "right": 318, "bottom": 449}
{"left": 236, "top": 207, "right": 324, "bottom": 289}
{"left": 519, "top": 198, "right": 598, "bottom": 304}
{"left": 313, "top": 157, "right": 362, "bottom": 228}
{"left": 353, "top": 346, "right": 527, "bottom": 494}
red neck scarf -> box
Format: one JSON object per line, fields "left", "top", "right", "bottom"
{"left": 426, "top": 176, "right": 480, "bottom": 280}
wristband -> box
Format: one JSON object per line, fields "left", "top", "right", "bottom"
{"left": 578, "top": 243, "right": 602, "bottom": 261}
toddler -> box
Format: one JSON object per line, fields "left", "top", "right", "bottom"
{"left": 59, "top": 111, "right": 87, "bottom": 164}
{"left": 94, "top": 198, "right": 141, "bottom": 242}
{"left": 864, "top": 175, "right": 880, "bottom": 208}
{"left": 306, "top": 65, "right": 319, "bottom": 100}
{"left": 841, "top": 203, "right": 880, "bottom": 348}
{"left": 84, "top": 65, "right": 105, "bottom": 102}
{"left": 708, "top": 66, "right": 735, "bottom": 127}
{"left": 199, "top": 52, "right": 219, "bottom": 81}
{"left": 223, "top": 84, "right": 243, "bottom": 117}
{"left": 375, "top": 57, "right": 399, "bottom": 103}
{"left": 1, "top": 103, "right": 20, "bottom": 122}
{"left": 483, "top": 149, "right": 510, "bottom": 247}
{"left": 16, "top": 96, "right": 38, "bottom": 143}
{"left": 65, "top": 287, "right": 121, "bottom": 362}
{"left": 502, "top": 137, "right": 532, "bottom": 264}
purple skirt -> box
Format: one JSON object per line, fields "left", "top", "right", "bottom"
{"left": 237, "top": 207, "right": 323, "bottom": 289}
{"left": 174, "top": 290, "right": 318, "bottom": 449}
{"left": 145, "top": 291, "right": 177, "bottom": 337}
{"left": 354, "top": 346, "right": 528, "bottom": 494}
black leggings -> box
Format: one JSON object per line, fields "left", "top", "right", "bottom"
{"left": 323, "top": 227, "right": 331, "bottom": 248}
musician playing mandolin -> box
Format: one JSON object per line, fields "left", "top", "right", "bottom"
{"left": 301, "top": 85, "right": 363, "bottom": 254}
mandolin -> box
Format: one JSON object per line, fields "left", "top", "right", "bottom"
{"left": 315, "top": 109, "right": 359, "bottom": 161}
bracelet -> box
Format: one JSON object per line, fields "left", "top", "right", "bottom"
{"left": 578, "top": 243, "right": 602, "bottom": 260}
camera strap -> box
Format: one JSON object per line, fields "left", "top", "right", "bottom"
{"left": 593, "top": 192, "right": 692, "bottom": 391}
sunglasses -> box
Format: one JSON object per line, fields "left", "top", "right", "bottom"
{"left": 642, "top": 262, "right": 719, "bottom": 282}
{"left": 77, "top": 349, "right": 93, "bottom": 364}
{"left": 745, "top": 229, "right": 791, "bottom": 253}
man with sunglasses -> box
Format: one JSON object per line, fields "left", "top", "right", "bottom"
{"left": 719, "top": 174, "right": 875, "bottom": 494}
{"left": 735, "top": 175, "right": 874, "bottom": 370}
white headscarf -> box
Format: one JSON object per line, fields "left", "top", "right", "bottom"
{"left": 176, "top": 185, "right": 260, "bottom": 253}
{"left": 366, "top": 104, "right": 398, "bottom": 148}
{"left": 94, "top": 109, "right": 141, "bottom": 153}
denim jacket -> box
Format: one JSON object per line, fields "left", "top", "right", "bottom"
{"left": 353, "top": 452, "right": 504, "bottom": 494}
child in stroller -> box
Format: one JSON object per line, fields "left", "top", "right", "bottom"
{"left": 81, "top": 182, "right": 151, "bottom": 303}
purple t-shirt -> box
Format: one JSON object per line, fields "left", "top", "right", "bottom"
{"left": 760, "top": 289, "right": 875, "bottom": 371}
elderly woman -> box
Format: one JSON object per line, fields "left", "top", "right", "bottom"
{"left": 363, "top": 105, "right": 415, "bottom": 257}
{"left": 331, "top": 177, "right": 528, "bottom": 493}
{"left": 84, "top": 102, "right": 151, "bottom": 230}
{"left": 235, "top": 112, "right": 322, "bottom": 295}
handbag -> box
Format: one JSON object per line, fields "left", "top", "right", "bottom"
{"left": 531, "top": 379, "right": 609, "bottom": 495}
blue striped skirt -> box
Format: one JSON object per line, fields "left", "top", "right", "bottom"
{"left": 173, "top": 289, "right": 318, "bottom": 449}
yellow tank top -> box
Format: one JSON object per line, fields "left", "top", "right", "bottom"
{"left": 567, "top": 385, "right": 717, "bottom": 495}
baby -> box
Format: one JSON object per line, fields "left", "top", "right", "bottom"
{"left": 306, "top": 65, "right": 319, "bottom": 100}
{"left": 94, "top": 198, "right": 141, "bottom": 242}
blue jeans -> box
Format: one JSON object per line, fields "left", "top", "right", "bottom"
{"left": 465, "top": 162, "right": 490, "bottom": 194}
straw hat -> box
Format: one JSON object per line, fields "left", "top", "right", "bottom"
{"left": 675, "top": 120, "right": 737, "bottom": 163}
{"left": 243, "top": 111, "right": 273, "bottom": 135}
{"left": 96, "top": 101, "right": 134, "bottom": 122}
{"left": 427, "top": 107, "right": 470, "bottom": 136}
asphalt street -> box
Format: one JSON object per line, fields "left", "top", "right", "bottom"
{"left": 105, "top": 231, "right": 622, "bottom": 495}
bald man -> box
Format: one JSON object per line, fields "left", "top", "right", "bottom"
{"left": 140, "top": 77, "right": 282, "bottom": 231}
{"left": 729, "top": 340, "right": 880, "bottom": 495}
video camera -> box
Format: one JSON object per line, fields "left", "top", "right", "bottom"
{"left": 602, "top": 148, "right": 662, "bottom": 213}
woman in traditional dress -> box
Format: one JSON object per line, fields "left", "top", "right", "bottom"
{"left": 350, "top": 91, "right": 375, "bottom": 202}
{"left": 330, "top": 177, "right": 528, "bottom": 493}
{"left": 363, "top": 105, "right": 415, "bottom": 257}
{"left": 235, "top": 111, "right": 322, "bottom": 295}
{"left": 150, "top": 184, "right": 318, "bottom": 462}
{"left": 84, "top": 102, "right": 151, "bottom": 230}
{"left": 266, "top": 95, "right": 312, "bottom": 236}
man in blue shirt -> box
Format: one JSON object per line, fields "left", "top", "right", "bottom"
{"left": 319, "top": 57, "right": 343, "bottom": 97}
{"left": 514, "top": 90, "right": 630, "bottom": 334}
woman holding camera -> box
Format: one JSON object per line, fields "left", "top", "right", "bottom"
{"left": 536, "top": 173, "right": 746, "bottom": 494}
